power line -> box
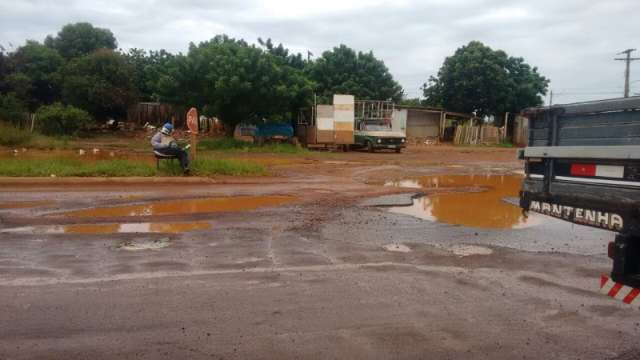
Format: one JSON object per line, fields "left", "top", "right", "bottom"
{"left": 614, "top": 49, "right": 640, "bottom": 98}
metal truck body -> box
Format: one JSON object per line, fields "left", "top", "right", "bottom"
{"left": 520, "top": 96, "right": 640, "bottom": 289}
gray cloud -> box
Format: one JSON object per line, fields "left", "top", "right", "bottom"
{"left": 1, "top": 0, "right": 638, "bottom": 102}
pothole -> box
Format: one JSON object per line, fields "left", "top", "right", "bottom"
{"left": 383, "top": 243, "right": 411, "bottom": 253}
{"left": 61, "top": 195, "right": 296, "bottom": 218}
{"left": 450, "top": 245, "right": 493, "bottom": 257}
{"left": 385, "top": 174, "right": 540, "bottom": 229}
{"left": 118, "top": 238, "right": 170, "bottom": 251}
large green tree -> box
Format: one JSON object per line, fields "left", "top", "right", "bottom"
{"left": 45, "top": 22, "right": 117, "bottom": 59}
{"left": 157, "top": 35, "right": 313, "bottom": 132}
{"left": 5, "top": 41, "right": 64, "bottom": 111}
{"left": 308, "top": 45, "right": 403, "bottom": 102}
{"left": 124, "top": 48, "right": 175, "bottom": 101}
{"left": 423, "top": 41, "right": 548, "bottom": 118}
{"left": 61, "top": 49, "right": 137, "bottom": 119}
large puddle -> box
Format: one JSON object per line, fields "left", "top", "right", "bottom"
{"left": 1, "top": 222, "right": 212, "bottom": 234}
{"left": 63, "top": 195, "right": 295, "bottom": 218}
{"left": 387, "top": 174, "right": 534, "bottom": 229}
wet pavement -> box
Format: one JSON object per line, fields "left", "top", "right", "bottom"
{"left": 1, "top": 222, "right": 212, "bottom": 234}
{"left": 0, "top": 147, "right": 637, "bottom": 359}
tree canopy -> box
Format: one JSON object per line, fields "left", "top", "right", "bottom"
{"left": 61, "top": 49, "right": 137, "bottom": 119}
{"left": 308, "top": 45, "right": 403, "bottom": 103}
{"left": 423, "top": 41, "right": 548, "bottom": 118}
{"left": 45, "top": 22, "right": 117, "bottom": 59}
{"left": 124, "top": 48, "right": 175, "bottom": 102}
{"left": 158, "top": 35, "right": 313, "bottom": 132}
{"left": 5, "top": 41, "right": 64, "bottom": 111}
{"left": 1, "top": 22, "right": 410, "bottom": 135}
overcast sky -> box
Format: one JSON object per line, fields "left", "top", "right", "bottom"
{"left": 1, "top": 0, "right": 639, "bottom": 103}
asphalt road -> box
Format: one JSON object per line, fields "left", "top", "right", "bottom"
{"left": 0, "top": 171, "right": 638, "bottom": 359}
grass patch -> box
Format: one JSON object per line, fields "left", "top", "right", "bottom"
{"left": 160, "top": 157, "right": 267, "bottom": 177}
{"left": 0, "top": 122, "right": 71, "bottom": 149}
{"left": 198, "top": 138, "right": 307, "bottom": 154}
{"left": 0, "top": 156, "right": 266, "bottom": 177}
{"left": 0, "top": 158, "right": 157, "bottom": 177}
{"left": 0, "top": 122, "right": 33, "bottom": 147}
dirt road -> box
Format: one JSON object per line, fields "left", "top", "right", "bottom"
{"left": 0, "top": 146, "right": 637, "bottom": 359}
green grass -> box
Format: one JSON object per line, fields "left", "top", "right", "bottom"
{"left": 198, "top": 138, "right": 308, "bottom": 154}
{"left": 160, "top": 157, "right": 267, "bottom": 177}
{"left": 0, "top": 158, "right": 157, "bottom": 177}
{"left": 0, "top": 156, "right": 267, "bottom": 177}
{"left": 0, "top": 122, "right": 33, "bottom": 147}
{"left": 0, "top": 122, "right": 71, "bottom": 149}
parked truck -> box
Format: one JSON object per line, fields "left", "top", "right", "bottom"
{"left": 519, "top": 97, "right": 640, "bottom": 291}
{"left": 352, "top": 100, "right": 406, "bottom": 153}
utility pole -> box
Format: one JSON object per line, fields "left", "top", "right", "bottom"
{"left": 615, "top": 49, "right": 640, "bottom": 98}
{"left": 549, "top": 89, "right": 553, "bottom": 106}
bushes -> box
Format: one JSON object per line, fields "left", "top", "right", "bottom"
{"left": 0, "top": 94, "right": 28, "bottom": 126}
{"left": 0, "top": 122, "right": 32, "bottom": 146}
{"left": 35, "top": 102, "right": 91, "bottom": 135}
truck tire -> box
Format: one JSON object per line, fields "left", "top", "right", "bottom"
{"left": 367, "top": 141, "right": 374, "bottom": 153}
{"left": 395, "top": 148, "right": 402, "bottom": 153}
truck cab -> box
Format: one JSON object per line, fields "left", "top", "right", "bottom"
{"left": 354, "top": 122, "right": 407, "bottom": 153}
{"left": 520, "top": 97, "right": 640, "bottom": 289}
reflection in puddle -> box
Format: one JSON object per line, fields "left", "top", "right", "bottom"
{"left": 63, "top": 195, "right": 295, "bottom": 218}
{"left": 0, "top": 200, "right": 54, "bottom": 209}
{"left": 1, "top": 222, "right": 212, "bottom": 234}
{"left": 387, "top": 174, "right": 537, "bottom": 229}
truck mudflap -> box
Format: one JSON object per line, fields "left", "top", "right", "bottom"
{"left": 600, "top": 275, "right": 640, "bottom": 306}
{"left": 520, "top": 191, "right": 640, "bottom": 235}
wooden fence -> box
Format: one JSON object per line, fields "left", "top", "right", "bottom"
{"left": 453, "top": 124, "right": 503, "bottom": 145}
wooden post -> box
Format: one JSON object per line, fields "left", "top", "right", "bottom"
{"left": 503, "top": 112, "right": 509, "bottom": 143}
{"left": 186, "top": 107, "right": 199, "bottom": 161}
{"left": 191, "top": 133, "right": 197, "bottom": 161}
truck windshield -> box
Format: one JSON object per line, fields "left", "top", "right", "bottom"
{"left": 363, "top": 124, "right": 390, "bottom": 131}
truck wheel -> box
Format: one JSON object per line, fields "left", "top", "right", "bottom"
{"left": 367, "top": 141, "right": 374, "bottom": 153}
{"left": 395, "top": 148, "right": 402, "bottom": 153}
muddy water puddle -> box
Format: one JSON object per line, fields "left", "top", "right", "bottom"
{"left": 1, "top": 222, "right": 212, "bottom": 234}
{"left": 63, "top": 195, "right": 296, "bottom": 218}
{"left": 386, "top": 174, "right": 537, "bottom": 229}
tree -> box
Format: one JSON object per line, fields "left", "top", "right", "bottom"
{"left": 61, "top": 49, "right": 137, "bottom": 119}
{"left": 423, "top": 41, "right": 548, "bottom": 119}
{"left": 123, "top": 48, "right": 175, "bottom": 101}
{"left": 157, "top": 35, "right": 313, "bottom": 133}
{"left": 0, "top": 46, "right": 10, "bottom": 94}
{"left": 45, "top": 22, "right": 117, "bottom": 59}
{"left": 399, "top": 98, "right": 425, "bottom": 107}
{"left": 307, "top": 45, "right": 403, "bottom": 102}
{"left": 258, "top": 38, "right": 305, "bottom": 69}
{"left": 5, "top": 41, "right": 64, "bottom": 111}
